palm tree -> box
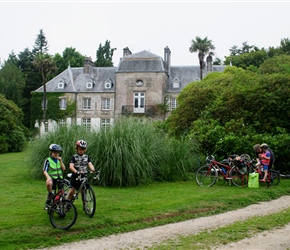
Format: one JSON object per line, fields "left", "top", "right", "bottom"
{"left": 189, "top": 36, "right": 215, "bottom": 80}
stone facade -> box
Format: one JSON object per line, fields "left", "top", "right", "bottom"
{"left": 33, "top": 47, "right": 225, "bottom": 134}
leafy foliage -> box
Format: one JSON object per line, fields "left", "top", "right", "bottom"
{"left": 166, "top": 55, "right": 290, "bottom": 172}
{"left": 0, "top": 62, "right": 25, "bottom": 107}
{"left": 0, "top": 95, "right": 28, "bottom": 153}
{"left": 95, "top": 40, "right": 116, "bottom": 67}
{"left": 54, "top": 47, "right": 85, "bottom": 75}
{"left": 30, "top": 92, "right": 76, "bottom": 129}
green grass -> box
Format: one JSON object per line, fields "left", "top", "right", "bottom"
{"left": 1, "top": 149, "right": 290, "bottom": 249}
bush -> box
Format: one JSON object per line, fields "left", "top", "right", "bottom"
{"left": 27, "top": 119, "right": 200, "bottom": 187}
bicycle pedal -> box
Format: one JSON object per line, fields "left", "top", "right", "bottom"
{"left": 225, "top": 177, "right": 232, "bottom": 180}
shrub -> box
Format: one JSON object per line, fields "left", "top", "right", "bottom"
{"left": 26, "top": 118, "right": 200, "bottom": 187}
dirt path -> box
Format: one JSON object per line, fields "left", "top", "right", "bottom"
{"left": 42, "top": 195, "right": 290, "bottom": 250}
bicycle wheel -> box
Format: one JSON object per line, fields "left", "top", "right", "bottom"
{"left": 49, "top": 200, "right": 77, "bottom": 230}
{"left": 82, "top": 185, "right": 96, "bottom": 217}
{"left": 240, "top": 154, "right": 251, "bottom": 162}
{"left": 230, "top": 166, "right": 248, "bottom": 187}
{"left": 195, "top": 164, "right": 217, "bottom": 187}
{"left": 270, "top": 169, "right": 280, "bottom": 185}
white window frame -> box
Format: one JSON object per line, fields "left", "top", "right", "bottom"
{"left": 102, "top": 98, "right": 110, "bottom": 110}
{"left": 58, "top": 118, "right": 66, "bottom": 127}
{"left": 172, "top": 78, "right": 180, "bottom": 88}
{"left": 82, "top": 118, "right": 91, "bottom": 131}
{"left": 171, "top": 98, "right": 177, "bottom": 110}
{"left": 59, "top": 98, "right": 67, "bottom": 110}
{"left": 83, "top": 98, "right": 91, "bottom": 110}
{"left": 104, "top": 79, "right": 113, "bottom": 89}
{"left": 134, "top": 92, "right": 145, "bottom": 113}
{"left": 101, "top": 118, "right": 110, "bottom": 131}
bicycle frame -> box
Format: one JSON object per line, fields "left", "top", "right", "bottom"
{"left": 68, "top": 171, "right": 99, "bottom": 201}
{"left": 207, "top": 155, "right": 237, "bottom": 179}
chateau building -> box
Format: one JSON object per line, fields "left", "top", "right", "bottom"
{"left": 33, "top": 46, "right": 225, "bottom": 134}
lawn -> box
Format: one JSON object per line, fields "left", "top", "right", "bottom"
{"left": 0, "top": 149, "right": 289, "bottom": 250}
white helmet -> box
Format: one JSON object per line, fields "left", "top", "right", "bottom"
{"left": 76, "top": 140, "right": 87, "bottom": 148}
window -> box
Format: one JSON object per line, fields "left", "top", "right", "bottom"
{"left": 58, "top": 119, "right": 66, "bottom": 127}
{"left": 171, "top": 98, "right": 177, "bottom": 110}
{"left": 102, "top": 98, "right": 110, "bottom": 110}
{"left": 134, "top": 92, "right": 145, "bottom": 113}
{"left": 101, "top": 118, "right": 110, "bottom": 131}
{"left": 105, "top": 79, "right": 113, "bottom": 89}
{"left": 83, "top": 98, "right": 91, "bottom": 110}
{"left": 42, "top": 99, "right": 48, "bottom": 110}
{"left": 58, "top": 81, "right": 64, "bottom": 89}
{"left": 59, "top": 98, "right": 67, "bottom": 110}
{"left": 86, "top": 82, "right": 93, "bottom": 89}
{"left": 172, "top": 78, "right": 180, "bottom": 88}
{"left": 82, "top": 118, "right": 91, "bottom": 131}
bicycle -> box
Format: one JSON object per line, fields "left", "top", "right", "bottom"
{"left": 44, "top": 179, "right": 78, "bottom": 230}
{"left": 196, "top": 154, "right": 246, "bottom": 187}
{"left": 64, "top": 170, "right": 99, "bottom": 217}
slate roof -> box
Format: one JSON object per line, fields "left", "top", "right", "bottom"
{"left": 117, "top": 50, "right": 165, "bottom": 72}
{"left": 34, "top": 49, "right": 226, "bottom": 94}
{"left": 34, "top": 66, "right": 117, "bottom": 93}
{"left": 166, "top": 65, "right": 226, "bottom": 92}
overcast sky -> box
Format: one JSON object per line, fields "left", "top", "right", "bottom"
{"left": 1, "top": 1, "right": 289, "bottom": 67}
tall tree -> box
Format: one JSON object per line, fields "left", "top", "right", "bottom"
{"left": 189, "top": 36, "right": 215, "bottom": 80}
{"left": 0, "top": 62, "right": 25, "bottom": 107}
{"left": 32, "top": 30, "right": 56, "bottom": 124}
{"left": 18, "top": 48, "right": 42, "bottom": 128}
{"left": 32, "top": 29, "right": 48, "bottom": 55}
{"left": 54, "top": 47, "right": 85, "bottom": 74}
{"left": 95, "top": 40, "right": 116, "bottom": 67}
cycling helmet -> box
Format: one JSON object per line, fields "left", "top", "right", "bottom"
{"left": 260, "top": 143, "right": 269, "bottom": 149}
{"left": 49, "top": 144, "right": 62, "bottom": 152}
{"left": 76, "top": 140, "right": 87, "bottom": 148}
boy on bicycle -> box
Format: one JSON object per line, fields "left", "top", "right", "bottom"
{"left": 67, "top": 140, "right": 96, "bottom": 202}
{"left": 43, "top": 144, "right": 65, "bottom": 205}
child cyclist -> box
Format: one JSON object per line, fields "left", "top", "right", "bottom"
{"left": 43, "top": 144, "right": 65, "bottom": 205}
{"left": 67, "top": 140, "right": 96, "bottom": 202}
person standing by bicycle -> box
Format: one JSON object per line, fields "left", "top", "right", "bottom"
{"left": 43, "top": 144, "right": 65, "bottom": 205}
{"left": 253, "top": 143, "right": 275, "bottom": 169}
{"left": 67, "top": 140, "right": 96, "bottom": 201}
{"left": 254, "top": 143, "right": 271, "bottom": 182}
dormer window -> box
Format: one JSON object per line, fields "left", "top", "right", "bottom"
{"left": 105, "top": 79, "right": 113, "bottom": 89}
{"left": 57, "top": 79, "right": 66, "bottom": 89}
{"left": 86, "top": 81, "right": 94, "bottom": 89}
{"left": 172, "top": 78, "right": 180, "bottom": 88}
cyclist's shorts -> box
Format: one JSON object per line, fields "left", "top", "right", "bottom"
{"left": 263, "top": 165, "right": 269, "bottom": 171}
{"left": 70, "top": 174, "right": 81, "bottom": 190}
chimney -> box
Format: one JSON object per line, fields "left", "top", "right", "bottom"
{"left": 164, "top": 46, "right": 171, "bottom": 73}
{"left": 206, "top": 54, "right": 213, "bottom": 72}
{"left": 83, "top": 57, "right": 94, "bottom": 74}
{"left": 123, "top": 47, "right": 132, "bottom": 57}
